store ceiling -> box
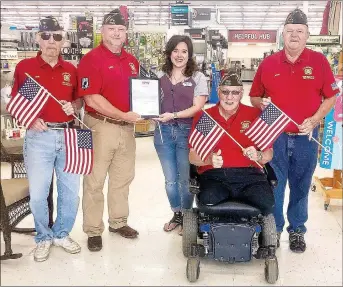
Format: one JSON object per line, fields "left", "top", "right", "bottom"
{"left": 1, "top": 0, "right": 327, "bottom": 32}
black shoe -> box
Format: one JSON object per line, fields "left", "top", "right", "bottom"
{"left": 88, "top": 236, "right": 102, "bottom": 252}
{"left": 289, "top": 230, "right": 306, "bottom": 253}
{"left": 277, "top": 232, "right": 281, "bottom": 248}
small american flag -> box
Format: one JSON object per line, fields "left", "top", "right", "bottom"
{"left": 64, "top": 129, "right": 93, "bottom": 175}
{"left": 7, "top": 77, "right": 50, "bottom": 128}
{"left": 189, "top": 113, "right": 225, "bottom": 161}
{"left": 245, "top": 103, "right": 291, "bottom": 151}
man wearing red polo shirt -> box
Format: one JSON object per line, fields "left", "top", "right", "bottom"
{"left": 189, "top": 72, "right": 277, "bottom": 247}
{"left": 249, "top": 9, "right": 339, "bottom": 253}
{"left": 77, "top": 9, "right": 142, "bottom": 252}
{"left": 9, "top": 16, "right": 83, "bottom": 262}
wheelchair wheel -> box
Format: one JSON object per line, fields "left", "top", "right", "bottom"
{"left": 182, "top": 210, "right": 198, "bottom": 257}
{"left": 262, "top": 214, "right": 277, "bottom": 247}
{"left": 186, "top": 257, "right": 200, "bottom": 282}
{"left": 264, "top": 257, "right": 279, "bottom": 284}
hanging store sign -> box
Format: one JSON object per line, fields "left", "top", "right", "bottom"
{"left": 0, "top": 50, "right": 18, "bottom": 60}
{"left": 171, "top": 5, "right": 189, "bottom": 26}
{"left": 192, "top": 8, "right": 211, "bottom": 21}
{"left": 228, "top": 30, "right": 277, "bottom": 43}
{"left": 184, "top": 28, "right": 205, "bottom": 39}
{"left": 307, "top": 35, "right": 340, "bottom": 45}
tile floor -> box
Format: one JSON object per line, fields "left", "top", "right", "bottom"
{"left": 1, "top": 84, "right": 342, "bottom": 286}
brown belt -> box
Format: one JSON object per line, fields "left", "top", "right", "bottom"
{"left": 87, "top": 112, "right": 130, "bottom": 126}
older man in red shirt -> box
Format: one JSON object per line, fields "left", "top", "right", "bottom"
{"left": 77, "top": 9, "right": 142, "bottom": 252}
{"left": 9, "top": 16, "right": 83, "bottom": 262}
{"left": 189, "top": 72, "right": 277, "bottom": 248}
{"left": 249, "top": 9, "right": 339, "bottom": 253}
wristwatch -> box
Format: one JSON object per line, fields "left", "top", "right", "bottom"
{"left": 173, "top": 112, "right": 178, "bottom": 119}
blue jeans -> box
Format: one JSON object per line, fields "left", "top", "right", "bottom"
{"left": 270, "top": 127, "right": 319, "bottom": 234}
{"left": 24, "top": 129, "right": 80, "bottom": 243}
{"left": 154, "top": 122, "right": 194, "bottom": 212}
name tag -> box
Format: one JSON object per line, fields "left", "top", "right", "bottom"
{"left": 183, "top": 82, "right": 192, "bottom": 87}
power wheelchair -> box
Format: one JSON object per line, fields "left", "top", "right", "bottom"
{"left": 182, "top": 163, "right": 279, "bottom": 284}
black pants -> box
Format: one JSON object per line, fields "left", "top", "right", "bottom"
{"left": 198, "top": 168, "right": 275, "bottom": 215}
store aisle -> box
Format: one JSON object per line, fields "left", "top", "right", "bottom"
{"left": 1, "top": 87, "right": 342, "bottom": 286}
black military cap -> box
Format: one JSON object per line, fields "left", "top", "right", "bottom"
{"left": 102, "top": 9, "right": 127, "bottom": 27}
{"left": 220, "top": 72, "right": 243, "bottom": 87}
{"left": 284, "top": 8, "right": 308, "bottom": 26}
{"left": 39, "top": 16, "right": 62, "bottom": 32}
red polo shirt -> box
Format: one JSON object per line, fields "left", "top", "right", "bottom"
{"left": 250, "top": 48, "right": 339, "bottom": 133}
{"left": 11, "top": 52, "right": 77, "bottom": 123}
{"left": 77, "top": 43, "right": 139, "bottom": 113}
{"left": 190, "top": 104, "right": 268, "bottom": 174}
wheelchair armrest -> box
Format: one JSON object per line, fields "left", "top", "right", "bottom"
{"left": 189, "top": 164, "right": 201, "bottom": 194}
{"left": 264, "top": 163, "right": 278, "bottom": 188}
{"left": 189, "top": 178, "right": 201, "bottom": 194}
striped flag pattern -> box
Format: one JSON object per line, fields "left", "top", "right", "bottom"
{"left": 189, "top": 113, "right": 225, "bottom": 161}
{"left": 245, "top": 103, "right": 291, "bottom": 151}
{"left": 7, "top": 77, "right": 50, "bottom": 128}
{"left": 64, "top": 128, "right": 93, "bottom": 175}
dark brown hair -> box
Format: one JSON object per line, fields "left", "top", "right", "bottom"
{"left": 162, "top": 35, "right": 198, "bottom": 77}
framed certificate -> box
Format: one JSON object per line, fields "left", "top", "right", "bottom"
{"left": 130, "top": 78, "right": 161, "bottom": 118}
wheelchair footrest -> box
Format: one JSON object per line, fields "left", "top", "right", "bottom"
{"left": 211, "top": 223, "right": 256, "bottom": 263}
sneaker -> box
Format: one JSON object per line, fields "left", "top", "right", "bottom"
{"left": 34, "top": 240, "right": 52, "bottom": 262}
{"left": 53, "top": 236, "right": 81, "bottom": 254}
{"left": 277, "top": 232, "right": 281, "bottom": 248}
{"left": 289, "top": 230, "right": 306, "bottom": 253}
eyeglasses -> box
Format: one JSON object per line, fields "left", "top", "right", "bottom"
{"left": 40, "top": 32, "right": 63, "bottom": 42}
{"left": 219, "top": 89, "right": 241, "bottom": 97}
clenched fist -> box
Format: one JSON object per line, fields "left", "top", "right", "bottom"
{"left": 60, "top": 100, "right": 75, "bottom": 116}
{"left": 260, "top": 97, "right": 271, "bottom": 110}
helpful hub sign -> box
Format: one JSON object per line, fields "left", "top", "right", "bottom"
{"left": 228, "top": 30, "right": 277, "bottom": 43}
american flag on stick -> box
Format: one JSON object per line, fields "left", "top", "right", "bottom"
{"left": 64, "top": 128, "right": 93, "bottom": 175}
{"left": 245, "top": 103, "right": 291, "bottom": 151}
{"left": 7, "top": 77, "right": 50, "bottom": 128}
{"left": 189, "top": 113, "right": 225, "bottom": 161}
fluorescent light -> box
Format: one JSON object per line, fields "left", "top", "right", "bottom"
{"left": 18, "top": 11, "right": 39, "bottom": 15}
{"left": 136, "top": 16, "right": 169, "bottom": 20}
{"left": 220, "top": 12, "right": 243, "bottom": 15}
{"left": 39, "top": 12, "right": 61, "bottom": 15}
{"left": 37, "top": 6, "right": 62, "bottom": 9}
{"left": 243, "top": 12, "right": 268, "bottom": 15}
{"left": 1, "top": 5, "right": 37, "bottom": 8}
{"left": 216, "top": 6, "right": 241, "bottom": 9}
{"left": 130, "top": 6, "right": 166, "bottom": 9}
{"left": 134, "top": 21, "right": 148, "bottom": 24}
{"left": 134, "top": 12, "right": 169, "bottom": 15}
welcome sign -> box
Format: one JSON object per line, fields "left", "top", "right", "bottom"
{"left": 319, "top": 76, "right": 342, "bottom": 170}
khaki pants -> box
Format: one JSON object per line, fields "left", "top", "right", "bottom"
{"left": 82, "top": 113, "right": 136, "bottom": 237}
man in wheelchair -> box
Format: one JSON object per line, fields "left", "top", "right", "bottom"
{"left": 183, "top": 72, "right": 278, "bottom": 283}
